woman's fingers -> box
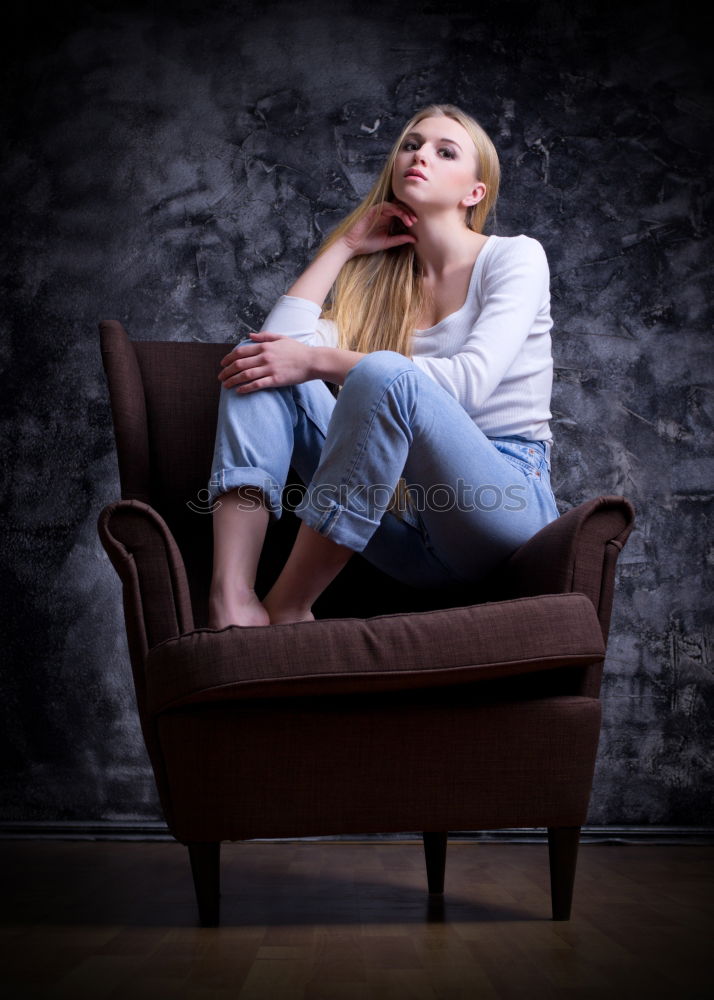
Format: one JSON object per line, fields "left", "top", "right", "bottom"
{"left": 368, "top": 201, "right": 417, "bottom": 229}
{"left": 220, "top": 345, "right": 247, "bottom": 367}
{"left": 218, "top": 341, "right": 263, "bottom": 378}
{"left": 236, "top": 376, "right": 273, "bottom": 394}
{"left": 382, "top": 201, "right": 417, "bottom": 226}
{"left": 220, "top": 336, "right": 271, "bottom": 368}
{"left": 220, "top": 337, "right": 312, "bottom": 391}
{"left": 385, "top": 233, "right": 417, "bottom": 248}
{"left": 249, "top": 330, "right": 283, "bottom": 342}
{"left": 219, "top": 356, "right": 262, "bottom": 383}
{"left": 222, "top": 359, "right": 266, "bottom": 388}
{"left": 344, "top": 200, "right": 418, "bottom": 256}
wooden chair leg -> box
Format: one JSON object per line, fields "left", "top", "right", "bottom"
{"left": 422, "top": 832, "right": 448, "bottom": 894}
{"left": 187, "top": 842, "right": 221, "bottom": 927}
{"left": 547, "top": 826, "right": 581, "bottom": 920}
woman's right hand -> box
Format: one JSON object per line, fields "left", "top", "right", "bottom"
{"left": 341, "top": 201, "right": 418, "bottom": 258}
{"left": 281, "top": 201, "right": 418, "bottom": 306}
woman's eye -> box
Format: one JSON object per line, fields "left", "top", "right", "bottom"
{"left": 439, "top": 148, "right": 456, "bottom": 159}
{"left": 403, "top": 141, "right": 418, "bottom": 150}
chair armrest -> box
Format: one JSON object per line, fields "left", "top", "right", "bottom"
{"left": 97, "top": 498, "right": 192, "bottom": 834}
{"left": 146, "top": 592, "right": 605, "bottom": 714}
{"left": 488, "top": 495, "right": 635, "bottom": 639}
{"left": 97, "top": 499, "right": 195, "bottom": 678}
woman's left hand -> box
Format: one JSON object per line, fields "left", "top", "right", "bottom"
{"left": 218, "top": 332, "right": 315, "bottom": 392}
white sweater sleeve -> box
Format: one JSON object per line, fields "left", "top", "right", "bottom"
{"left": 410, "top": 236, "right": 551, "bottom": 411}
{"left": 259, "top": 294, "right": 339, "bottom": 347}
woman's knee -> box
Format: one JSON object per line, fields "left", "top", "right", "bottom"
{"left": 345, "top": 350, "right": 415, "bottom": 390}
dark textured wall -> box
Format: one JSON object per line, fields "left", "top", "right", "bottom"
{"left": 1, "top": 0, "right": 712, "bottom": 827}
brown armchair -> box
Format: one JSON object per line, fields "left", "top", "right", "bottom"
{"left": 96, "top": 319, "right": 634, "bottom": 927}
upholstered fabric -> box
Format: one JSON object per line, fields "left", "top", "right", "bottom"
{"left": 146, "top": 593, "right": 604, "bottom": 711}
{"left": 157, "top": 694, "right": 602, "bottom": 842}
{"left": 99, "top": 320, "right": 152, "bottom": 503}
{"left": 489, "top": 496, "right": 634, "bottom": 639}
{"left": 98, "top": 499, "right": 194, "bottom": 656}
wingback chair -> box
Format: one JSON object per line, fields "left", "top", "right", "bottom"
{"left": 97, "top": 319, "right": 635, "bottom": 926}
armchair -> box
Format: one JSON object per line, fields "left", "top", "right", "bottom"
{"left": 97, "top": 319, "right": 634, "bottom": 926}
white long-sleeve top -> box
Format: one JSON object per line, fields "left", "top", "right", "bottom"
{"left": 260, "top": 233, "right": 554, "bottom": 442}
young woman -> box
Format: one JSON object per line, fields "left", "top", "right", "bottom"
{"left": 206, "top": 103, "right": 559, "bottom": 628}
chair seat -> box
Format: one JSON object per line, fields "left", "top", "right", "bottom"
{"left": 146, "top": 592, "right": 605, "bottom": 712}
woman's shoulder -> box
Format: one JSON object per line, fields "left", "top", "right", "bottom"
{"left": 482, "top": 233, "right": 549, "bottom": 277}
{"left": 487, "top": 233, "right": 547, "bottom": 259}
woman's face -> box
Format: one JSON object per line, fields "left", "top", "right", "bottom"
{"left": 391, "top": 116, "right": 484, "bottom": 215}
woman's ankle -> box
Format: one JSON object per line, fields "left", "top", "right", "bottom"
{"left": 209, "top": 575, "right": 259, "bottom": 601}
{"left": 262, "top": 590, "right": 314, "bottom": 625}
{"left": 208, "top": 583, "right": 270, "bottom": 628}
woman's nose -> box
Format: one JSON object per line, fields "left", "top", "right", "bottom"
{"left": 412, "top": 148, "right": 427, "bottom": 164}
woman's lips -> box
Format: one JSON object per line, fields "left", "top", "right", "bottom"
{"left": 404, "top": 170, "right": 426, "bottom": 180}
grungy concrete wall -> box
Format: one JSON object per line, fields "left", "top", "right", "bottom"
{"left": 1, "top": 0, "right": 712, "bottom": 827}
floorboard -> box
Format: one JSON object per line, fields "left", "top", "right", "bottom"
{"left": 0, "top": 841, "right": 711, "bottom": 998}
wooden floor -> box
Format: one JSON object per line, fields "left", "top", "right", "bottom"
{"left": 1, "top": 840, "right": 712, "bottom": 999}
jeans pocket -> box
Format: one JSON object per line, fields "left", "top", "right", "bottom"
{"left": 490, "top": 438, "right": 546, "bottom": 478}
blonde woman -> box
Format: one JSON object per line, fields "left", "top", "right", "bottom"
{"left": 207, "top": 104, "right": 559, "bottom": 628}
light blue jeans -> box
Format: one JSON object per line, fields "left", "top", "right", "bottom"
{"left": 207, "top": 350, "right": 560, "bottom": 588}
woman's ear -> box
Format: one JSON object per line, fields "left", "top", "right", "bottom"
{"left": 462, "top": 181, "right": 487, "bottom": 208}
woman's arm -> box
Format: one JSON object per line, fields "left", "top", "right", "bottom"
{"left": 309, "top": 343, "right": 365, "bottom": 386}
{"left": 220, "top": 201, "right": 417, "bottom": 392}
{"left": 283, "top": 238, "right": 354, "bottom": 308}
{"left": 285, "top": 200, "right": 417, "bottom": 306}
{"left": 217, "top": 330, "right": 364, "bottom": 391}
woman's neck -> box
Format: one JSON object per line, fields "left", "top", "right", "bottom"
{"left": 410, "top": 214, "right": 488, "bottom": 279}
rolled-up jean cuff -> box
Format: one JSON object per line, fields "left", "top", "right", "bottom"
{"left": 206, "top": 468, "right": 284, "bottom": 518}
{"left": 293, "top": 497, "right": 381, "bottom": 551}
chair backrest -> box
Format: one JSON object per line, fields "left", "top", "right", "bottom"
{"left": 100, "top": 321, "right": 226, "bottom": 619}
{"left": 99, "top": 320, "right": 431, "bottom": 625}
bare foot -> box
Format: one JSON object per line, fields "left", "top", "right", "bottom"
{"left": 208, "top": 586, "right": 270, "bottom": 628}
{"left": 262, "top": 592, "right": 315, "bottom": 625}
{"left": 267, "top": 608, "right": 315, "bottom": 625}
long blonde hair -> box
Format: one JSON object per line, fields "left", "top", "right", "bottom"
{"left": 319, "top": 104, "right": 500, "bottom": 357}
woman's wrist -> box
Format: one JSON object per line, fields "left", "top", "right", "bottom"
{"left": 324, "top": 235, "right": 356, "bottom": 262}
{"left": 310, "top": 345, "right": 365, "bottom": 385}
{"left": 332, "top": 235, "right": 357, "bottom": 261}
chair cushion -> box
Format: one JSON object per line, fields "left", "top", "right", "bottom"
{"left": 145, "top": 592, "right": 605, "bottom": 713}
